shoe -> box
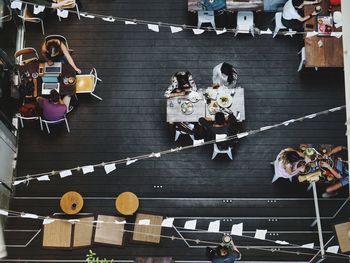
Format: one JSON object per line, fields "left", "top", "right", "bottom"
{"left": 322, "top": 191, "right": 338, "bottom": 198}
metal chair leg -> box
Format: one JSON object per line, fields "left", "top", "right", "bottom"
{"left": 91, "top": 92, "right": 103, "bottom": 101}
{"left": 65, "top": 118, "right": 70, "bottom": 133}
{"left": 45, "top": 122, "right": 50, "bottom": 134}
{"left": 40, "top": 19, "right": 45, "bottom": 35}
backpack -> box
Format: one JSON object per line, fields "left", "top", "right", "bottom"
{"left": 19, "top": 102, "right": 41, "bottom": 117}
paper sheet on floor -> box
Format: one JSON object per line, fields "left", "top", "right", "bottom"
{"left": 208, "top": 220, "right": 220, "bottom": 232}
{"left": 230, "top": 223, "right": 243, "bottom": 236}
{"left": 254, "top": 229, "right": 267, "bottom": 240}
{"left": 184, "top": 219, "right": 197, "bottom": 230}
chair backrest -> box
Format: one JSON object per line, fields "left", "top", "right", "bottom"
{"left": 90, "top": 68, "right": 98, "bottom": 91}
{"left": 14, "top": 47, "right": 39, "bottom": 65}
{"left": 18, "top": 4, "right": 40, "bottom": 22}
{"left": 0, "top": 4, "right": 12, "bottom": 23}
{"left": 45, "top": 35, "right": 70, "bottom": 50}
{"left": 215, "top": 134, "right": 230, "bottom": 150}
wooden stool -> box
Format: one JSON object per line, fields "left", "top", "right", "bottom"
{"left": 60, "top": 191, "right": 84, "bottom": 215}
{"left": 115, "top": 192, "right": 139, "bottom": 215}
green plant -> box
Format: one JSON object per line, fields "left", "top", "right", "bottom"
{"left": 86, "top": 250, "right": 113, "bottom": 263}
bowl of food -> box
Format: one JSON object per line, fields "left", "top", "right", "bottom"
{"left": 181, "top": 101, "right": 194, "bottom": 115}
{"left": 208, "top": 101, "right": 219, "bottom": 115}
{"left": 217, "top": 94, "right": 232, "bottom": 108}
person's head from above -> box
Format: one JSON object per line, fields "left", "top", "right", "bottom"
{"left": 175, "top": 71, "right": 191, "bottom": 89}
{"left": 217, "top": 245, "right": 229, "bottom": 257}
{"left": 49, "top": 89, "right": 60, "bottom": 103}
{"left": 214, "top": 112, "right": 226, "bottom": 125}
{"left": 220, "top": 62, "right": 235, "bottom": 84}
{"left": 304, "top": 147, "right": 317, "bottom": 162}
{"left": 280, "top": 150, "right": 302, "bottom": 165}
{"left": 47, "top": 41, "right": 61, "bottom": 58}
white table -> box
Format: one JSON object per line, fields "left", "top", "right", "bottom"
{"left": 166, "top": 87, "right": 245, "bottom": 123}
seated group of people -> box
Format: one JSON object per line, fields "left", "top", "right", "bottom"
{"left": 165, "top": 63, "right": 240, "bottom": 149}
{"left": 20, "top": 36, "right": 80, "bottom": 121}
{"left": 276, "top": 145, "right": 348, "bottom": 197}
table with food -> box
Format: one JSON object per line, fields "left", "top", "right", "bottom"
{"left": 166, "top": 86, "right": 245, "bottom": 123}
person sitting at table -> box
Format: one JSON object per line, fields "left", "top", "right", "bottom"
{"left": 36, "top": 90, "right": 71, "bottom": 121}
{"left": 212, "top": 62, "right": 238, "bottom": 89}
{"left": 282, "top": 0, "right": 321, "bottom": 30}
{"left": 323, "top": 145, "right": 348, "bottom": 160}
{"left": 199, "top": 112, "right": 238, "bottom": 149}
{"left": 164, "top": 71, "right": 197, "bottom": 98}
{"left": 320, "top": 160, "right": 349, "bottom": 198}
{"left": 211, "top": 245, "right": 241, "bottom": 263}
{"left": 41, "top": 37, "right": 81, "bottom": 74}
{"left": 27, "top": 0, "right": 75, "bottom": 9}
{"left": 275, "top": 148, "right": 306, "bottom": 178}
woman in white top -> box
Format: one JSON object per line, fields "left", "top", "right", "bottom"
{"left": 282, "top": 0, "right": 321, "bottom": 30}
{"left": 212, "top": 62, "right": 238, "bottom": 89}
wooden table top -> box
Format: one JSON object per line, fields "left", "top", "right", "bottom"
{"left": 303, "top": 0, "right": 343, "bottom": 68}
{"left": 188, "top": 0, "right": 263, "bottom": 12}
{"left": 115, "top": 192, "right": 139, "bottom": 215}
{"left": 60, "top": 191, "right": 84, "bottom": 215}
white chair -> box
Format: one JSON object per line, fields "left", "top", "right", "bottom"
{"left": 235, "top": 11, "right": 254, "bottom": 37}
{"left": 273, "top": 12, "right": 287, "bottom": 38}
{"left": 271, "top": 158, "right": 295, "bottom": 183}
{"left": 45, "top": 35, "right": 74, "bottom": 53}
{"left": 75, "top": 68, "right": 102, "bottom": 100}
{"left": 197, "top": 10, "right": 216, "bottom": 30}
{"left": 57, "top": 0, "right": 81, "bottom": 21}
{"left": 297, "top": 47, "right": 306, "bottom": 72}
{"left": 212, "top": 143, "right": 233, "bottom": 160}
{"left": 16, "top": 113, "right": 41, "bottom": 129}
{"left": 40, "top": 116, "right": 70, "bottom": 134}
{"left": 175, "top": 129, "right": 195, "bottom": 141}
{"left": 18, "top": 4, "right": 45, "bottom": 35}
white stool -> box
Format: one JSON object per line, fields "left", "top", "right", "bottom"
{"left": 175, "top": 130, "right": 194, "bottom": 141}
{"left": 212, "top": 143, "right": 233, "bottom": 160}
{"left": 297, "top": 47, "right": 306, "bottom": 72}
{"left": 273, "top": 12, "right": 287, "bottom": 38}
{"left": 271, "top": 160, "right": 293, "bottom": 183}
{"left": 235, "top": 11, "right": 254, "bottom": 37}
{"left": 197, "top": 10, "right": 216, "bottom": 30}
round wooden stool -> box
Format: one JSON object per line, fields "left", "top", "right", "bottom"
{"left": 115, "top": 192, "right": 139, "bottom": 215}
{"left": 60, "top": 191, "right": 84, "bottom": 215}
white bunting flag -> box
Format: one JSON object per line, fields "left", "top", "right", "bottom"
{"left": 13, "top": 179, "right": 27, "bottom": 186}
{"left": 275, "top": 240, "right": 289, "bottom": 245}
{"left": 92, "top": 220, "right": 105, "bottom": 223}
{"left": 237, "top": 132, "right": 249, "bottom": 139}
{"left": 193, "top": 139, "right": 204, "bottom": 146}
{"left": 330, "top": 32, "right": 342, "bottom": 38}
{"left": 60, "top": 170, "right": 72, "bottom": 178}
{"left": 260, "top": 126, "right": 273, "bottom": 131}
{"left": 104, "top": 163, "right": 116, "bottom": 174}
{"left": 230, "top": 223, "right": 243, "bottom": 236}
{"left": 114, "top": 220, "right": 126, "bottom": 224}
{"left": 43, "top": 218, "right": 55, "bottom": 225}
{"left": 208, "top": 220, "right": 220, "bottom": 233}
{"left": 326, "top": 245, "right": 339, "bottom": 254}
{"left": 184, "top": 219, "right": 197, "bottom": 230}
{"left": 82, "top": 165, "right": 94, "bottom": 174}
{"left": 21, "top": 213, "right": 39, "bottom": 219}
{"left": 102, "top": 17, "right": 115, "bottom": 22}
{"left": 148, "top": 24, "right": 159, "bottom": 32}
{"left": 306, "top": 31, "right": 318, "bottom": 38}
{"left": 125, "top": 21, "right": 137, "bottom": 25}
{"left": 170, "top": 26, "right": 183, "bottom": 33}
{"left": 284, "top": 31, "right": 297, "bottom": 37}
{"left": 192, "top": 29, "right": 205, "bottom": 35}
{"left": 260, "top": 29, "right": 272, "bottom": 35}
{"left": 37, "top": 175, "right": 50, "bottom": 181}
{"left": 154, "top": 153, "right": 161, "bottom": 158}
{"left": 33, "top": 5, "right": 45, "bottom": 15}
{"left": 171, "top": 147, "right": 182, "bottom": 152}
{"left": 254, "top": 229, "right": 267, "bottom": 240}
{"left": 216, "top": 28, "right": 227, "bottom": 35}
{"left": 10, "top": 1, "right": 22, "bottom": 10}
{"left": 0, "top": 210, "right": 8, "bottom": 216}
{"left": 81, "top": 13, "right": 95, "bottom": 19}
{"left": 161, "top": 218, "right": 174, "bottom": 227}
{"left": 126, "top": 159, "right": 138, "bottom": 166}
{"left": 329, "top": 106, "right": 343, "bottom": 112}
{"left": 57, "top": 9, "right": 69, "bottom": 19}
{"left": 301, "top": 243, "right": 314, "bottom": 249}
{"left": 138, "top": 219, "right": 150, "bottom": 225}
{"left": 283, "top": 119, "right": 295, "bottom": 126}
{"left": 305, "top": 114, "right": 317, "bottom": 119}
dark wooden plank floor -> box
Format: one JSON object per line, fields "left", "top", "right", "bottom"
{"left": 3, "top": 0, "right": 349, "bottom": 262}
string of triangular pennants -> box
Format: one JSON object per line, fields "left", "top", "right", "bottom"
{"left": 12, "top": 105, "right": 346, "bottom": 186}
{"left": 10, "top": 0, "right": 343, "bottom": 38}
{"left": 0, "top": 208, "right": 346, "bottom": 259}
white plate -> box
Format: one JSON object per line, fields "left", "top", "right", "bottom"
{"left": 188, "top": 91, "right": 201, "bottom": 103}
{"left": 217, "top": 93, "right": 233, "bottom": 108}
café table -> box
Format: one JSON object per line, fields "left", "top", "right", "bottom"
{"left": 115, "top": 192, "right": 139, "bottom": 216}
{"left": 188, "top": 0, "right": 264, "bottom": 12}
{"left": 18, "top": 60, "right": 77, "bottom": 97}
{"left": 60, "top": 191, "right": 84, "bottom": 215}
{"left": 303, "top": 0, "right": 343, "bottom": 68}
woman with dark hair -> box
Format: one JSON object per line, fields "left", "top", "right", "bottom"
{"left": 41, "top": 38, "right": 81, "bottom": 73}
{"left": 164, "top": 71, "right": 197, "bottom": 98}
{"left": 212, "top": 62, "right": 238, "bottom": 89}
{"left": 282, "top": 0, "right": 321, "bottom": 30}
{"left": 275, "top": 148, "right": 305, "bottom": 178}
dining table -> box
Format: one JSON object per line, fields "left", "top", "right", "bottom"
{"left": 166, "top": 86, "right": 245, "bottom": 123}
{"left": 18, "top": 60, "right": 77, "bottom": 97}
{"left": 303, "top": 0, "right": 343, "bottom": 68}
{"left": 188, "top": 0, "right": 264, "bottom": 12}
